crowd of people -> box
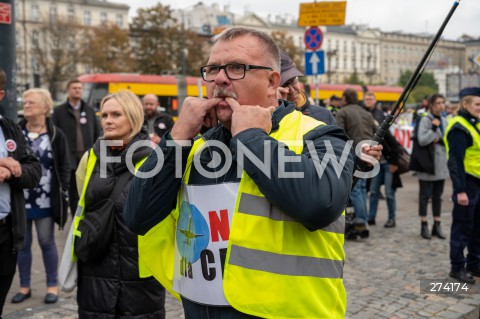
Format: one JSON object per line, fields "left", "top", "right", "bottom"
{"left": 0, "top": 26, "right": 479, "bottom": 319}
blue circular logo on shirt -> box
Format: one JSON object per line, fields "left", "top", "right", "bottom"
{"left": 176, "top": 201, "right": 210, "bottom": 263}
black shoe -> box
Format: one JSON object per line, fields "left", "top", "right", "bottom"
{"left": 11, "top": 290, "right": 31, "bottom": 303}
{"left": 421, "top": 221, "right": 431, "bottom": 239}
{"left": 367, "top": 219, "right": 376, "bottom": 226}
{"left": 384, "top": 219, "right": 396, "bottom": 228}
{"left": 431, "top": 221, "right": 446, "bottom": 239}
{"left": 353, "top": 223, "right": 369, "bottom": 238}
{"left": 44, "top": 293, "right": 58, "bottom": 304}
{"left": 449, "top": 270, "right": 476, "bottom": 284}
{"left": 466, "top": 267, "right": 480, "bottom": 277}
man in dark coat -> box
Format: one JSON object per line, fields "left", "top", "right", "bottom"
{"left": 142, "top": 93, "right": 174, "bottom": 144}
{"left": 363, "top": 91, "right": 403, "bottom": 228}
{"left": 52, "top": 80, "right": 100, "bottom": 217}
{"left": 0, "top": 68, "right": 41, "bottom": 318}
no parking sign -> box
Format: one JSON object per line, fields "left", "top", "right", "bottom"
{"left": 304, "top": 27, "right": 323, "bottom": 51}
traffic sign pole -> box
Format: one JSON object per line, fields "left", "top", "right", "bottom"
{"left": 0, "top": 0, "right": 17, "bottom": 121}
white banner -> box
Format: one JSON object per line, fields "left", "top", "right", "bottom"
{"left": 173, "top": 182, "right": 239, "bottom": 305}
{"left": 390, "top": 124, "right": 414, "bottom": 154}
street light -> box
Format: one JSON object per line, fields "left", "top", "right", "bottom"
{"left": 326, "top": 49, "right": 337, "bottom": 84}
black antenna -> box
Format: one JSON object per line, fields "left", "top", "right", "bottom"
{"left": 352, "top": 1, "right": 461, "bottom": 187}
{"left": 372, "top": 0, "right": 461, "bottom": 144}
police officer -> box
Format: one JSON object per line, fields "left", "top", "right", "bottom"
{"left": 445, "top": 87, "right": 480, "bottom": 284}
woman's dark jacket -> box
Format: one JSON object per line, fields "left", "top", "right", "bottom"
{"left": 19, "top": 117, "right": 71, "bottom": 229}
{"left": 77, "top": 130, "right": 165, "bottom": 319}
{"left": 0, "top": 116, "right": 41, "bottom": 251}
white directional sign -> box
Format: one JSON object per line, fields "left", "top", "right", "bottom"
{"left": 304, "top": 51, "right": 325, "bottom": 76}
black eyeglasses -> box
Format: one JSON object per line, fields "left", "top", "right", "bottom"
{"left": 200, "top": 63, "right": 273, "bottom": 82}
{"left": 282, "top": 77, "right": 298, "bottom": 88}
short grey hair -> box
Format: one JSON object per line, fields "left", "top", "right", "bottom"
{"left": 211, "top": 27, "right": 280, "bottom": 72}
{"left": 23, "top": 88, "right": 54, "bottom": 116}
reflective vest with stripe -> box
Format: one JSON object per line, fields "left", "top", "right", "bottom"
{"left": 71, "top": 149, "right": 149, "bottom": 276}
{"left": 444, "top": 116, "right": 480, "bottom": 179}
{"left": 138, "top": 110, "right": 347, "bottom": 318}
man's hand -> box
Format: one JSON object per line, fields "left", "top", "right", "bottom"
{"left": 0, "top": 157, "right": 22, "bottom": 178}
{"left": 277, "top": 87, "right": 289, "bottom": 100}
{"left": 170, "top": 97, "right": 221, "bottom": 142}
{"left": 457, "top": 192, "right": 469, "bottom": 206}
{"left": 0, "top": 166, "right": 12, "bottom": 182}
{"left": 359, "top": 144, "right": 383, "bottom": 165}
{"left": 226, "top": 98, "right": 276, "bottom": 136}
{"left": 389, "top": 164, "right": 398, "bottom": 174}
{"left": 431, "top": 118, "right": 441, "bottom": 127}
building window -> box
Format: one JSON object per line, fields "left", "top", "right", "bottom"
{"left": 84, "top": 11, "right": 91, "bottom": 25}
{"left": 15, "top": 2, "right": 20, "bottom": 20}
{"left": 68, "top": 35, "right": 76, "bottom": 51}
{"left": 50, "top": 6, "right": 57, "bottom": 23}
{"left": 68, "top": 5, "right": 75, "bottom": 19}
{"left": 31, "top": 4, "right": 39, "bottom": 21}
{"left": 100, "top": 12, "right": 107, "bottom": 24}
{"left": 32, "top": 30, "right": 39, "bottom": 48}
{"left": 116, "top": 14, "right": 123, "bottom": 28}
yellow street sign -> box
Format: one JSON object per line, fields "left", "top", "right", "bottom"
{"left": 475, "top": 53, "right": 480, "bottom": 68}
{"left": 298, "top": 1, "right": 347, "bottom": 27}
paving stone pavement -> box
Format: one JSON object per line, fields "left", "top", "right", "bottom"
{"left": 3, "top": 174, "right": 480, "bottom": 318}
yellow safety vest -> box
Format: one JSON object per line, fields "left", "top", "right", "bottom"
{"left": 444, "top": 116, "right": 480, "bottom": 179}
{"left": 72, "top": 149, "right": 148, "bottom": 269}
{"left": 139, "top": 110, "right": 347, "bottom": 318}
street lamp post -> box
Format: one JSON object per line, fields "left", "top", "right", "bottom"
{"left": 176, "top": 9, "right": 187, "bottom": 112}
{"left": 326, "top": 49, "right": 337, "bottom": 84}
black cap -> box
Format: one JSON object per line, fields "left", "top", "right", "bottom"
{"left": 459, "top": 87, "right": 480, "bottom": 99}
{"left": 280, "top": 50, "right": 303, "bottom": 86}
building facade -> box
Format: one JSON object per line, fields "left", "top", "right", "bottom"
{"left": 15, "top": 0, "right": 129, "bottom": 93}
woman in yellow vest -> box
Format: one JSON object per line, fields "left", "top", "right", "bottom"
{"left": 444, "top": 87, "right": 480, "bottom": 284}
{"left": 73, "top": 90, "right": 166, "bottom": 318}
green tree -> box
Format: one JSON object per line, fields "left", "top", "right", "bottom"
{"left": 345, "top": 70, "right": 364, "bottom": 85}
{"left": 82, "top": 23, "right": 134, "bottom": 73}
{"left": 32, "top": 17, "right": 82, "bottom": 98}
{"left": 271, "top": 31, "right": 304, "bottom": 73}
{"left": 398, "top": 70, "right": 438, "bottom": 102}
{"left": 130, "top": 4, "right": 207, "bottom": 76}
{"left": 130, "top": 4, "right": 182, "bottom": 74}
{"left": 398, "top": 70, "right": 438, "bottom": 90}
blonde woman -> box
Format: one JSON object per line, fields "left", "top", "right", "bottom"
{"left": 12, "top": 89, "right": 70, "bottom": 304}
{"left": 73, "top": 90, "right": 165, "bottom": 318}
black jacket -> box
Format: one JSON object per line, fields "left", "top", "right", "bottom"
{"left": 77, "top": 130, "right": 165, "bottom": 319}
{"left": 143, "top": 112, "right": 175, "bottom": 138}
{"left": 0, "top": 116, "right": 41, "bottom": 251}
{"left": 297, "top": 92, "right": 336, "bottom": 125}
{"left": 52, "top": 100, "right": 101, "bottom": 168}
{"left": 125, "top": 101, "right": 355, "bottom": 235}
{"left": 19, "top": 118, "right": 71, "bottom": 229}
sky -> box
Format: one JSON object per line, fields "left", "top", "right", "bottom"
{"left": 114, "top": 0, "right": 478, "bottom": 40}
